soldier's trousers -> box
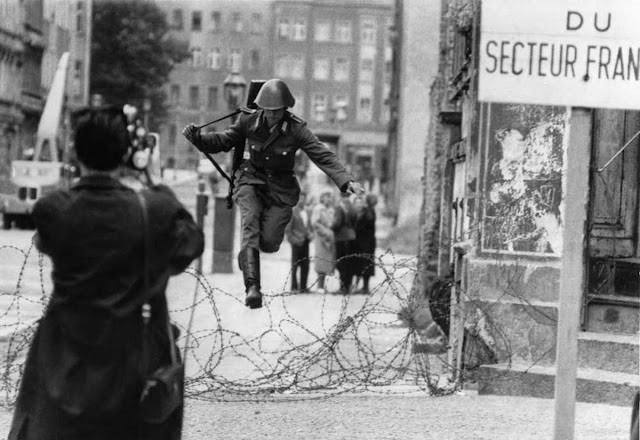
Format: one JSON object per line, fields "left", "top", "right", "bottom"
{"left": 235, "top": 184, "right": 293, "bottom": 253}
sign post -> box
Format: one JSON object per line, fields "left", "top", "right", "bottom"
{"left": 552, "top": 108, "right": 591, "bottom": 440}
{"left": 478, "top": 1, "right": 639, "bottom": 438}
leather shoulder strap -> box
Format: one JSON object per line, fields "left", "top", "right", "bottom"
{"left": 136, "top": 190, "right": 178, "bottom": 366}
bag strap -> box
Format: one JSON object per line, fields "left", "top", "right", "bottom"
{"left": 136, "top": 190, "right": 178, "bottom": 366}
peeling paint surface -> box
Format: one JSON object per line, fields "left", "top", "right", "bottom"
{"left": 482, "top": 105, "right": 567, "bottom": 255}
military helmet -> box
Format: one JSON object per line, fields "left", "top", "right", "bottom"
{"left": 254, "top": 78, "right": 295, "bottom": 110}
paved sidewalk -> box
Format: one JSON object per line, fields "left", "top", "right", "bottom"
{"left": 0, "top": 390, "right": 631, "bottom": 439}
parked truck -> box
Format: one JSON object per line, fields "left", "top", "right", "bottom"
{"left": 1, "top": 52, "right": 71, "bottom": 229}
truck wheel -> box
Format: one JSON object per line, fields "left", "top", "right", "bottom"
{"left": 2, "top": 214, "right": 11, "bottom": 230}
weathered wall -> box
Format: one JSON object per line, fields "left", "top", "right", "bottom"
{"left": 415, "top": 0, "right": 568, "bottom": 369}
{"left": 395, "top": 0, "right": 441, "bottom": 225}
{"left": 412, "top": 0, "right": 452, "bottom": 300}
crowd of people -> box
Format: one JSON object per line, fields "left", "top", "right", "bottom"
{"left": 285, "top": 190, "right": 378, "bottom": 295}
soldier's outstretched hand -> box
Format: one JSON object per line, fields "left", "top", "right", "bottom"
{"left": 182, "top": 123, "right": 201, "bottom": 148}
{"left": 345, "top": 181, "right": 365, "bottom": 196}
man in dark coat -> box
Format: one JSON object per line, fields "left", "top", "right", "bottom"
{"left": 353, "top": 194, "right": 377, "bottom": 294}
{"left": 285, "top": 192, "right": 313, "bottom": 292}
{"left": 332, "top": 192, "right": 358, "bottom": 294}
{"left": 183, "top": 78, "right": 363, "bottom": 308}
{"left": 9, "top": 107, "right": 204, "bottom": 440}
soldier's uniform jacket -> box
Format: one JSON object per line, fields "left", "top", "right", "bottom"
{"left": 199, "top": 110, "right": 351, "bottom": 206}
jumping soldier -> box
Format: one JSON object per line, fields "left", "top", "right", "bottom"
{"left": 182, "top": 78, "right": 363, "bottom": 309}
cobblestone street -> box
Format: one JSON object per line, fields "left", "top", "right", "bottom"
{"left": 0, "top": 390, "right": 631, "bottom": 439}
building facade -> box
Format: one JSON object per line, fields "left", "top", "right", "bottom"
{"left": 156, "top": 0, "right": 274, "bottom": 169}
{"left": 0, "top": 0, "right": 26, "bottom": 193}
{"left": 156, "top": 0, "right": 394, "bottom": 194}
{"left": 386, "top": 0, "right": 440, "bottom": 224}
{"left": 0, "top": 0, "right": 90, "bottom": 194}
{"left": 416, "top": 0, "right": 639, "bottom": 404}
{"left": 271, "top": 0, "right": 393, "bottom": 196}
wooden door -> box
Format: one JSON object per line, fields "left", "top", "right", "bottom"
{"left": 589, "top": 110, "right": 639, "bottom": 258}
{"left": 585, "top": 109, "right": 640, "bottom": 333}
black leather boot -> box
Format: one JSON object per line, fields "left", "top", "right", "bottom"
{"left": 241, "top": 247, "right": 262, "bottom": 309}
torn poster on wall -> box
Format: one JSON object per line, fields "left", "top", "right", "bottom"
{"left": 481, "top": 104, "right": 567, "bottom": 256}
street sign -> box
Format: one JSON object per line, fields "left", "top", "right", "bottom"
{"left": 479, "top": 0, "right": 640, "bottom": 109}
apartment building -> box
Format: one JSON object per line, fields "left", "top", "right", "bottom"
{"left": 0, "top": 0, "right": 89, "bottom": 189}
{"left": 272, "top": 0, "right": 393, "bottom": 193}
{"left": 42, "top": 0, "right": 92, "bottom": 110}
{"left": 156, "top": 0, "right": 274, "bottom": 169}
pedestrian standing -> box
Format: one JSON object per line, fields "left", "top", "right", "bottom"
{"left": 332, "top": 192, "right": 357, "bottom": 294}
{"left": 311, "top": 191, "right": 336, "bottom": 293}
{"left": 183, "top": 78, "right": 363, "bottom": 309}
{"left": 285, "top": 192, "right": 313, "bottom": 292}
{"left": 353, "top": 194, "right": 377, "bottom": 294}
{"left": 9, "top": 107, "right": 204, "bottom": 440}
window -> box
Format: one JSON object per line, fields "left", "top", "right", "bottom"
{"left": 384, "top": 17, "right": 394, "bottom": 40}
{"left": 232, "top": 12, "right": 242, "bottom": 32}
{"left": 278, "top": 17, "right": 290, "bottom": 39}
{"left": 249, "top": 49, "right": 260, "bottom": 70}
{"left": 190, "top": 47, "right": 202, "bottom": 67}
{"left": 228, "top": 49, "right": 242, "bottom": 72}
{"left": 172, "top": 9, "right": 183, "bottom": 30}
{"left": 361, "top": 17, "right": 376, "bottom": 46}
{"left": 312, "top": 93, "right": 327, "bottom": 122}
{"left": 313, "top": 57, "right": 330, "bottom": 80}
{"left": 357, "top": 84, "right": 373, "bottom": 122}
{"left": 384, "top": 45, "right": 393, "bottom": 62}
{"left": 335, "top": 20, "right": 352, "bottom": 43}
{"left": 191, "top": 11, "right": 202, "bottom": 32}
{"left": 334, "top": 94, "right": 348, "bottom": 109}
{"left": 207, "top": 86, "right": 218, "bottom": 110}
{"left": 314, "top": 20, "right": 331, "bottom": 42}
{"left": 381, "top": 83, "right": 391, "bottom": 123}
{"left": 76, "top": 1, "right": 84, "bottom": 32}
{"left": 251, "top": 13, "right": 262, "bottom": 34}
{"left": 359, "top": 58, "right": 374, "bottom": 82}
{"left": 291, "top": 54, "right": 305, "bottom": 79}
{"left": 170, "top": 85, "right": 180, "bottom": 106}
{"left": 169, "top": 124, "right": 177, "bottom": 145}
{"left": 334, "top": 57, "right": 350, "bottom": 81}
{"left": 207, "top": 48, "right": 221, "bottom": 70}
{"left": 210, "top": 11, "right": 221, "bottom": 32}
{"left": 189, "top": 86, "right": 200, "bottom": 110}
{"left": 74, "top": 60, "right": 82, "bottom": 79}
{"left": 384, "top": 59, "right": 392, "bottom": 84}
{"left": 334, "top": 95, "right": 349, "bottom": 121}
{"left": 358, "top": 97, "right": 372, "bottom": 121}
{"left": 291, "top": 95, "right": 304, "bottom": 116}
{"left": 275, "top": 55, "right": 290, "bottom": 77}
{"left": 292, "top": 18, "right": 307, "bottom": 41}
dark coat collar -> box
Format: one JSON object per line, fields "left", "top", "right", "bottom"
{"left": 72, "top": 174, "right": 129, "bottom": 190}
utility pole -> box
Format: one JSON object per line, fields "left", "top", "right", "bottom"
{"left": 83, "top": 0, "right": 93, "bottom": 106}
{"left": 386, "top": 0, "right": 403, "bottom": 221}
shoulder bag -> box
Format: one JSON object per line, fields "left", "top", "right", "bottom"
{"left": 136, "top": 191, "right": 184, "bottom": 424}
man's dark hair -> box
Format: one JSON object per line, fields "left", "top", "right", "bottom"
{"left": 72, "top": 106, "right": 128, "bottom": 171}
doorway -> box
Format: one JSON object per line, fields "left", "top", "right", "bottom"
{"left": 585, "top": 109, "right": 640, "bottom": 333}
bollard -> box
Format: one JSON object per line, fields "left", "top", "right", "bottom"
{"left": 212, "top": 195, "right": 235, "bottom": 273}
{"left": 195, "top": 177, "right": 209, "bottom": 273}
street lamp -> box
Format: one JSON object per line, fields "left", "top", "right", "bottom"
{"left": 142, "top": 97, "right": 151, "bottom": 128}
{"left": 212, "top": 72, "right": 247, "bottom": 274}
{"left": 223, "top": 72, "right": 247, "bottom": 112}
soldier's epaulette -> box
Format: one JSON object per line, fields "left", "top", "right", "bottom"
{"left": 286, "top": 111, "right": 305, "bottom": 125}
{"left": 238, "top": 106, "right": 257, "bottom": 115}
